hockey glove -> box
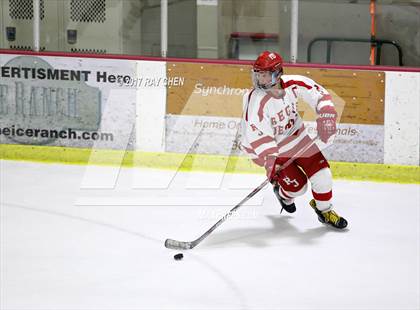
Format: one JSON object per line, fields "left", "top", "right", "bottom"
{"left": 265, "top": 155, "right": 284, "bottom": 185}
{"left": 316, "top": 106, "right": 337, "bottom": 143}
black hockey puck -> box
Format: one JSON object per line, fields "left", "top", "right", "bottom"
{"left": 174, "top": 253, "right": 183, "bottom": 260}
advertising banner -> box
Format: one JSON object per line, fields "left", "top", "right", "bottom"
{"left": 0, "top": 54, "right": 137, "bottom": 150}
{"left": 166, "top": 62, "right": 385, "bottom": 163}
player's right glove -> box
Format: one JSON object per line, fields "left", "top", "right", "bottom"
{"left": 265, "top": 155, "right": 284, "bottom": 185}
{"left": 316, "top": 105, "right": 337, "bottom": 143}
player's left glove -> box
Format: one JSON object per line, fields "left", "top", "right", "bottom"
{"left": 316, "top": 106, "right": 337, "bottom": 143}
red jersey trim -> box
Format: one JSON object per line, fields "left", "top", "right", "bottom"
{"left": 241, "top": 144, "right": 257, "bottom": 155}
{"left": 245, "top": 89, "right": 255, "bottom": 121}
{"left": 316, "top": 94, "right": 334, "bottom": 113}
{"left": 251, "top": 136, "right": 275, "bottom": 149}
{"left": 257, "top": 94, "right": 272, "bottom": 122}
{"left": 281, "top": 79, "right": 313, "bottom": 90}
{"left": 317, "top": 94, "right": 332, "bottom": 104}
{"left": 277, "top": 125, "right": 305, "bottom": 149}
{"left": 259, "top": 146, "right": 279, "bottom": 159}
{"left": 278, "top": 135, "right": 313, "bottom": 158}
{"left": 252, "top": 157, "right": 265, "bottom": 167}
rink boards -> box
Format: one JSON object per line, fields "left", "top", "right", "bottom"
{"left": 0, "top": 51, "right": 419, "bottom": 182}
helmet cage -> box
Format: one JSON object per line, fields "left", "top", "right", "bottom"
{"left": 252, "top": 68, "right": 283, "bottom": 90}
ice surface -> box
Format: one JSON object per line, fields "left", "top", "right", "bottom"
{"left": 1, "top": 160, "right": 419, "bottom": 310}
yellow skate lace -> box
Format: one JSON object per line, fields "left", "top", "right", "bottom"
{"left": 324, "top": 210, "right": 341, "bottom": 225}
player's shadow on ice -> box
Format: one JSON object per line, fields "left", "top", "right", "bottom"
{"left": 202, "top": 215, "right": 336, "bottom": 248}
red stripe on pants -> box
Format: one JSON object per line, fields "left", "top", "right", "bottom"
{"left": 312, "top": 190, "right": 332, "bottom": 201}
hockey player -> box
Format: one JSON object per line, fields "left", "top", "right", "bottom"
{"left": 240, "top": 51, "right": 348, "bottom": 229}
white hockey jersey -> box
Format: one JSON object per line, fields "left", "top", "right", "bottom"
{"left": 240, "top": 74, "right": 334, "bottom": 164}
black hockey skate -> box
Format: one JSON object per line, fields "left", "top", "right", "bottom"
{"left": 309, "top": 199, "right": 348, "bottom": 229}
{"left": 273, "top": 185, "right": 296, "bottom": 213}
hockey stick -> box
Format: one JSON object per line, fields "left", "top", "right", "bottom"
{"left": 165, "top": 137, "right": 319, "bottom": 250}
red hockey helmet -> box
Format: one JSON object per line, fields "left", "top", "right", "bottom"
{"left": 253, "top": 51, "right": 284, "bottom": 72}
{"left": 252, "top": 51, "right": 284, "bottom": 89}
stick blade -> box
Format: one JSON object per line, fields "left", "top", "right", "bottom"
{"left": 165, "top": 238, "right": 195, "bottom": 250}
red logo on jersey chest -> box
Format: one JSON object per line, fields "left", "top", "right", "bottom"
{"left": 271, "top": 105, "right": 292, "bottom": 126}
